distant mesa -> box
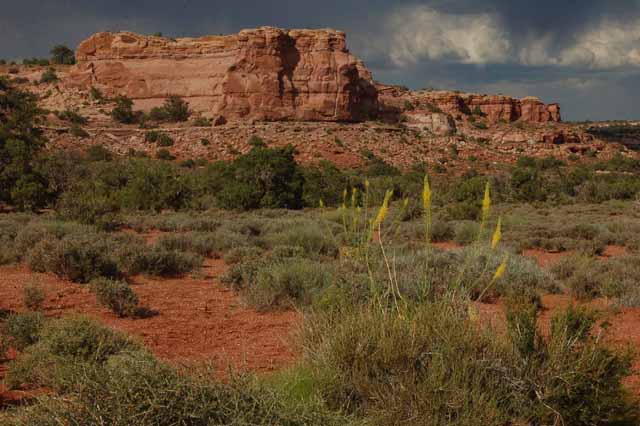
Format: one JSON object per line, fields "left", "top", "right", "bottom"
{"left": 69, "top": 27, "right": 560, "bottom": 124}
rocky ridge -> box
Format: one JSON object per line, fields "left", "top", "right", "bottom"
{"left": 70, "top": 27, "right": 377, "bottom": 122}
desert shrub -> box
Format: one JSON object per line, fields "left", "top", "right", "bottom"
{"left": 156, "top": 148, "right": 175, "bottom": 160}
{"left": 5, "top": 316, "right": 141, "bottom": 391}
{"left": 130, "top": 246, "right": 202, "bottom": 277}
{"left": 27, "top": 234, "right": 119, "bottom": 283}
{"left": 430, "top": 220, "right": 455, "bottom": 242}
{"left": 89, "top": 87, "right": 104, "bottom": 102}
{"left": 3, "top": 350, "right": 340, "bottom": 426}
{"left": 69, "top": 123, "right": 89, "bottom": 138}
{"left": 85, "top": 144, "right": 113, "bottom": 162}
{"left": 265, "top": 223, "right": 338, "bottom": 258}
{"left": 56, "top": 109, "right": 87, "bottom": 124}
{"left": 91, "top": 278, "right": 140, "bottom": 317}
{"left": 157, "top": 133, "right": 174, "bottom": 147}
{"left": 149, "top": 95, "right": 191, "bottom": 122}
{"left": 223, "top": 246, "right": 265, "bottom": 264}
{"left": 23, "top": 282, "right": 46, "bottom": 311}
{"left": 110, "top": 95, "right": 138, "bottom": 124}
{"left": 454, "top": 221, "right": 480, "bottom": 245}
{"left": 302, "top": 300, "right": 635, "bottom": 426}
{"left": 39, "top": 68, "right": 58, "bottom": 83}
{"left": 552, "top": 254, "right": 640, "bottom": 304}
{"left": 246, "top": 258, "right": 335, "bottom": 310}
{"left": 156, "top": 232, "right": 221, "bottom": 257}
{"left": 2, "top": 312, "right": 45, "bottom": 350}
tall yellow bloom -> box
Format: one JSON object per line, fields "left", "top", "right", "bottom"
{"left": 493, "top": 254, "right": 509, "bottom": 280}
{"left": 372, "top": 190, "right": 393, "bottom": 230}
{"left": 422, "top": 175, "right": 432, "bottom": 212}
{"left": 481, "top": 182, "right": 491, "bottom": 229}
{"left": 342, "top": 189, "right": 348, "bottom": 205}
{"left": 319, "top": 199, "right": 325, "bottom": 209}
{"left": 491, "top": 217, "right": 502, "bottom": 250}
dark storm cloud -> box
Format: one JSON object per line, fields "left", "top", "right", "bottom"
{"left": 1, "top": 0, "right": 639, "bottom": 120}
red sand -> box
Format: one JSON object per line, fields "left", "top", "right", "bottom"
{"left": 0, "top": 259, "right": 299, "bottom": 407}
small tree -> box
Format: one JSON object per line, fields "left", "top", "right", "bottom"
{"left": 110, "top": 95, "right": 137, "bottom": 124}
{"left": 50, "top": 45, "right": 75, "bottom": 65}
{"left": 162, "top": 95, "right": 190, "bottom": 122}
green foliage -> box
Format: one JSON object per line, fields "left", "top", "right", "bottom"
{"left": 110, "top": 95, "right": 138, "bottom": 124}
{"left": 216, "top": 144, "right": 304, "bottom": 210}
{"left": 129, "top": 246, "right": 202, "bottom": 278}
{"left": 148, "top": 95, "right": 191, "bottom": 122}
{"left": 0, "top": 77, "right": 49, "bottom": 210}
{"left": 49, "top": 45, "right": 75, "bottom": 65}
{"left": 246, "top": 258, "right": 335, "bottom": 310}
{"left": 23, "top": 282, "right": 46, "bottom": 311}
{"left": 56, "top": 108, "right": 87, "bottom": 124}
{"left": 302, "top": 300, "right": 635, "bottom": 426}
{"left": 2, "top": 312, "right": 45, "bottom": 350}
{"left": 27, "top": 234, "right": 120, "bottom": 283}
{"left": 39, "top": 67, "right": 58, "bottom": 83}
{"left": 302, "top": 160, "right": 350, "bottom": 207}
{"left": 91, "top": 278, "right": 140, "bottom": 317}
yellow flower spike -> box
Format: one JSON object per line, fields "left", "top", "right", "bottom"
{"left": 365, "top": 179, "right": 370, "bottom": 189}
{"left": 319, "top": 199, "right": 325, "bottom": 209}
{"left": 481, "top": 181, "right": 491, "bottom": 230}
{"left": 372, "top": 190, "right": 393, "bottom": 230}
{"left": 422, "top": 175, "right": 432, "bottom": 212}
{"left": 493, "top": 254, "right": 509, "bottom": 280}
{"left": 491, "top": 217, "right": 502, "bottom": 250}
{"left": 403, "top": 198, "right": 409, "bottom": 209}
{"left": 342, "top": 189, "right": 347, "bottom": 204}
{"left": 351, "top": 187, "right": 358, "bottom": 208}
{"left": 468, "top": 305, "right": 479, "bottom": 322}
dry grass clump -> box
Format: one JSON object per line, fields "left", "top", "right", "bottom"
{"left": 300, "top": 299, "right": 636, "bottom": 426}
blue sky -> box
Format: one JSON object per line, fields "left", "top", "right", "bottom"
{"left": 2, "top": 0, "right": 640, "bottom": 121}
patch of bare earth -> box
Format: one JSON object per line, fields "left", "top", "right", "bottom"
{"left": 0, "top": 259, "right": 300, "bottom": 406}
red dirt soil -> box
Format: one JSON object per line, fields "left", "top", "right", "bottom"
{"left": 0, "top": 259, "right": 300, "bottom": 407}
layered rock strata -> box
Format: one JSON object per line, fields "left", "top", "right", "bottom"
{"left": 70, "top": 27, "right": 377, "bottom": 122}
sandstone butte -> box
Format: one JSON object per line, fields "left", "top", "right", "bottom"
{"left": 69, "top": 27, "right": 560, "bottom": 124}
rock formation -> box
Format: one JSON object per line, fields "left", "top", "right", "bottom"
{"left": 377, "top": 85, "right": 561, "bottom": 124}
{"left": 70, "top": 27, "right": 377, "bottom": 122}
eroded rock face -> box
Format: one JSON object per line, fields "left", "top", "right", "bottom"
{"left": 70, "top": 27, "right": 377, "bottom": 122}
{"left": 378, "top": 85, "right": 561, "bottom": 124}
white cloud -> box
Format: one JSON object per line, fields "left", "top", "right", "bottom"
{"left": 387, "top": 6, "right": 640, "bottom": 70}
{"left": 388, "top": 6, "right": 511, "bottom": 66}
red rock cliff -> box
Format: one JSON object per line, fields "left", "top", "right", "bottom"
{"left": 70, "top": 27, "right": 377, "bottom": 122}
{"left": 377, "top": 86, "right": 561, "bottom": 124}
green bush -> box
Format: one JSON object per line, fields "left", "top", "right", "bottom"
{"left": 91, "top": 278, "right": 140, "bottom": 317}
{"left": 216, "top": 144, "right": 304, "bottom": 210}
{"left": 4, "top": 350, "right": 340, "bottom": 426}
{"left": 23, "top": 282, "right": 46, "bottom": 311}
{"left": 27, "top": 235, "right": 119, "bottom": 283}
{"left": 302, "top": 300, "right": 635, "bottom": 426}
{"left": 149, "top": 95, "right": 191, "bottom": 122}
{"left": 265, "top": 223, "right": 338, "bottom": 258}
{"left": 110, "top": 95, "right": 138, "bottom": 124}
{"left": 2, "top": 312, "right": 45, "bottom": 350}
{"left": 56, "top": 109, "right": 87, "bottom": 124}
{"left": 5, "top": 316, "right": 141, "bottom": 391}
{"left": 130, "top": 247, "right": 202, "bottom": 277}
{"left": 246, "top": 258, "right": 335, "bottom": 310}
{"left": 39, "top": 68, "right": 58, "bottom": 83}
